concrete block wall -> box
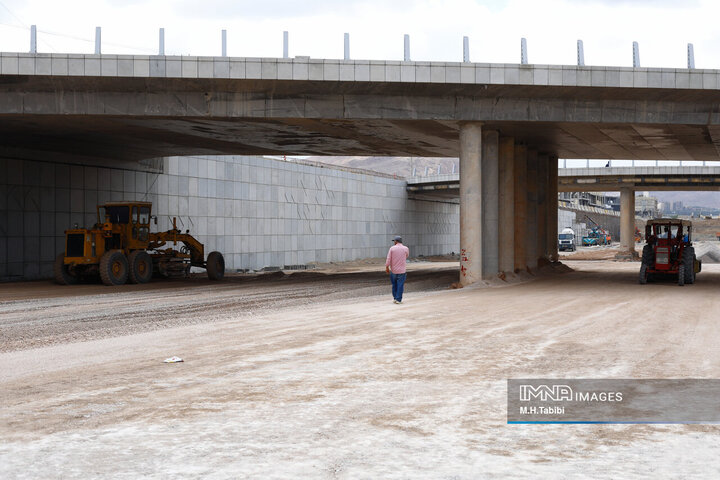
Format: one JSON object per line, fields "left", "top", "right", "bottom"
{"left": 0, "top": 155, "right": 459, "bottom": 281}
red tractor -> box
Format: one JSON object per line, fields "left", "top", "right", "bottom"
{"left": 639, "top": 219, "right": 701, "bottom": 286}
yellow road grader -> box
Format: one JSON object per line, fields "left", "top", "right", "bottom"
{"left": 55, "top": 202, "right": 225, "bottom": 285}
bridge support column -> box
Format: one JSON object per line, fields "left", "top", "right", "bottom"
{"left": 498, "top": 137, "right": 515, "bottom": 274}
{"left": 481, "top": 130, "right": 500, "bottom": 278}
{"left": 459, "top": 123, "right": 483, "bottom": 286}
{"left": 546, "top": 156, "right": 559, "bottom": 262}
{"left": 536, "top": 154, "right": 549, "bottom": 265}
{"left": 619, "top": 187, "right": 638, "bottom": 259}
{"left": 525, "top": 149, "right": 538, "bottom": 271}
{"left": 459, "top": 124, "right": 501, "bottom": 285}
{"left": 513, "top": 145, "right": 527, "bottom": 273}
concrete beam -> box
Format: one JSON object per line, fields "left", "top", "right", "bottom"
{"left": 547, "top": 155, "right": 559, "bottom": 262}
{"left": 513, "top": 144, "right": 527, "bottom": 273}
{"left": 459, "top": 123, "right": 483, "bottom": 286}
{"left": 525, "top": 149, "right": 539, "bottom": 271}
{"left": 481, "top": 130, "right": 499, "bottom": 278}
{"left": 498, "top": 137, "right": 515, "bottom": 273}
{"left": 536, "top": 154, "right": 549, "bottom": 265}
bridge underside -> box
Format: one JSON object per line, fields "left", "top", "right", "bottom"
{"left": 3, "top": 115, "right": 720, "bottom": 164}
{"left": 3, "top": 75, "right": 720, "bottom": 163}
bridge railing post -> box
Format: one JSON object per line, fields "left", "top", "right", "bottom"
{"left": 95, "top": 26, "right": 101, "bottom": 55}
{"left": 159, "top": 28, "right": 165, "bottom": 55}
{"left": 688, "top": 43, "right": 695, "bottom": 69}
{"left": 633, "top": 41, "right": 641, "bottom": 67}
{"left": 577, "top": 39, "right": 585, "bottom": 66}
{"left": 30, "top": 25, "right": 37, "bottom": 53}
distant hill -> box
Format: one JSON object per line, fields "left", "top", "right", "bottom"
{"left": 651, "top": 191, "right": 720, "bottom": 210}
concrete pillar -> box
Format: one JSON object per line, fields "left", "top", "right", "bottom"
{"left": 498, "top": 137, "right": 515, "bottom": 273}
{"left": 459, "top": 123, "right": 483, "bottom": 286}
{"left": 525, "top": 149, "right": 538, "bottom": 271}
{"left": 536, "top": 154, "right": 549, "bottom": 264}
{"left": 481, "top": 130, "right": 499, "bottom": 278}
{"left": 546, "top": 156, "right": 559, "bottom": 262}
{"left": 620, "top": 187, "right": 636, "bottom": 254}
{"left": 513, "top": 145, "right": 527, "bottom": 272}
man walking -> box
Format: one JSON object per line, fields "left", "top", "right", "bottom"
{"left": 385, "top": 236, "right": 410, "bottom": 304}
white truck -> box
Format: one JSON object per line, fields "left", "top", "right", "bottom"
{"left": 558, "top": 227, "right": 576, "bottom": 252}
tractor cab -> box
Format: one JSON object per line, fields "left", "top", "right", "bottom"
{"left": 96, "top": 202, "right": 153, "bottom": 250}
{"left": 640, "top": 218, "right": 700, "bottom": 285}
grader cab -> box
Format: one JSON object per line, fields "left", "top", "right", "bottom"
{"left": 55, "top": 202, "right": 225, "bottom": 286}
{"left": 639, "top": 219, "right": 701, "bottom": 286}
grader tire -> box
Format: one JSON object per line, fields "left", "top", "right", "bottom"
{"left": 206, "top": 251, "right": 225, "bottom": 281}
{"left": 639, "top": 263, "right": 648, "bottom": 285}
{"left": 100, "top": 250, "right": 129, "bottom": 286}
{"left": 128, "top": 250, "right": 153, "bottom": 284}
{"left": 54, "top": 254, "right": 79, "bottom": 285}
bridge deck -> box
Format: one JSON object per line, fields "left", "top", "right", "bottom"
{"left": 4, "top": 54, "right": 720, "bottom": 162}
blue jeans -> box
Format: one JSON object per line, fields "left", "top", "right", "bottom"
{"left": 390, "top": 273, "right": 406, "bottom": 302}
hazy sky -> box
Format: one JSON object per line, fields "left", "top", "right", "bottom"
{"left": 1, "top": 0, "right": 719, "bottom": 69}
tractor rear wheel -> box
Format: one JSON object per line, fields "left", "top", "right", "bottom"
{"left": 100, "top": 250, "right": 129, "bottom": 286}
{"left": 639, "top": 245, "right": 654, "bottom": 284}
{"left": 678, "top": 264, "right": 685, "bottom": 286}
{"left": 54, "top": 254, "right": 79, "bottom": 285}
{"left": 683, "top": 247, "right": 695, "bottom": 285}
{"left": 206, "top": 251, "right": 225, "bottom": 281}
{"left": 641, "top": 244, "right": 654, "bottom": 265}
{"left": 128, "top": 250, "right": 153, "bottom": 284}
{"left": 639, "top": 263, "right": 648, "bottom": 284}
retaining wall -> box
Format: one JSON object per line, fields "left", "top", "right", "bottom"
{"left": 0, "top": 155, "right": 459, "bottom": 281}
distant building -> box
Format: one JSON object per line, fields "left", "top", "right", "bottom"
{"left": 558, "top": 192, "right": 616, "bottom": 211}
{"left": 636, "top": 193, "right": 659, "bottom": 218}
{"left": 672, "top": 201, "right": 684, "bottom": 212}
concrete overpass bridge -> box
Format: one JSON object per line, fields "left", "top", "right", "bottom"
{"left": 408, "top": 165, "right": 720, "bottom": 265}
{"left": 409, "top": 165, "right": 720, "bottom": 193}
{"left": 5, "top": 52, "right": 720, "bottom": 284}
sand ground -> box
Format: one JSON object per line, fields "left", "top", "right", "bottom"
{"left": 2, "top": 259, "right": 720, "bottom": 479}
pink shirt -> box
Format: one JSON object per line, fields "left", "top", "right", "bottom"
{"left": 386, "top": 243, "right": 410, "bottom": 274}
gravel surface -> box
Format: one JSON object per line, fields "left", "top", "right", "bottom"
{"left": 0, "top": 262, "right": 457, "bottom": 353}
{"left": 2, "top": 260, "right": 720, "bottom": 478}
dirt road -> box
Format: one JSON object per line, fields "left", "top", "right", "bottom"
{"left": 2, "top": 260, "right": 720, "bottom": 478}
{"left": 0, "top": 261, "right": 456, "bottom": 353}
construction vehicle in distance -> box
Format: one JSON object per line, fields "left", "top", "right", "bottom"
{"left": 558, "top": 227, "right": 576, "bottom": 252}
{"left": 639, "top": 218, "right": 701, "bottom": 286}
{"left": 581, "top": 215, "right": 612, "bottom": 246}
{"left": 634, "top": 227, "right": 643, "bottom": 243}
{"left": 55, "top": 202, "right": 225, "bottom": 286}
